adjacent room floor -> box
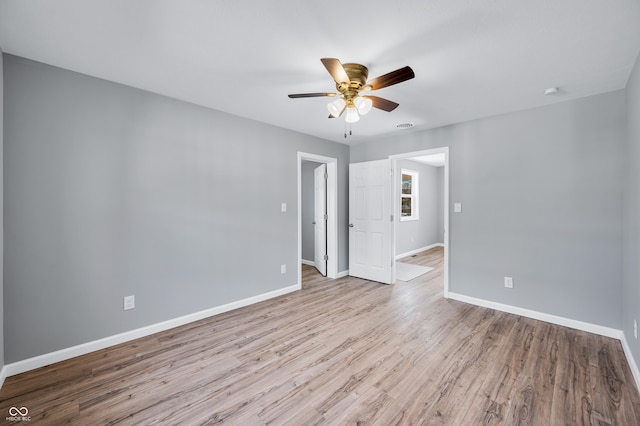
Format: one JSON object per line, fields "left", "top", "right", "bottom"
{"left": 1, "top": 247, "right": 639, "bottom": 424}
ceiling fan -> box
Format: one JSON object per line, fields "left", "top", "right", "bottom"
{"left": 288, "top": 58, "right": 415, "bottom": 131}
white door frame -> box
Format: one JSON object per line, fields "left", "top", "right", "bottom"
{"left": 298, "top": 152, "right": 338, "bottom": 284}
{"left": 390, "top": 147, "right": 450, "bottom": 297}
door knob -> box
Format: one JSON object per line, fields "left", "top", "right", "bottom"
{"left": 348, "top": 224, "right": 354, "bottom": 228}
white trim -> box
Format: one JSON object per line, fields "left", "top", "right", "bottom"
{"left": 2, "top": 284, "right": 300, "bottom": 379}
{"left": 336, "top": 270, "right": 349, "bottom": 278}
{"left": 396, "top": 243, "right": 444, "bottom": 260}
{"left": 447, "top": 292, "right": 622, "bottom": 339}
{"left": 390, "top": 147, "right": 449, "bottom": 294}
{"left": 0, "top": 366, "right": 7, "bottom": 389}
{"left": 301, "top": 259, "right": 315, "bottom": 267}
{"left": 621, "top": 333, "right": 640, "bottom": 393}
{"left": 297, "top": 153, "right": 339, "bottom": 285}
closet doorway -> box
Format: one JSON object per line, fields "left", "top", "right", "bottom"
{"left": 298, "top": 153, "right": 338, "bottom": 285}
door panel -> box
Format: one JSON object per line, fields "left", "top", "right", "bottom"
{"left": 349, "top": 160, "right": 394, "bottom": 284}
{"left": 314, "top": 164, "right": 327, "bottom": 276}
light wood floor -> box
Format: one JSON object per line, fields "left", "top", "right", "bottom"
{"left": 2, "top": 247, "right": 640, "bottom": 425}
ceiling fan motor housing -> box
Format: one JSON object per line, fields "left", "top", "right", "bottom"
{"left": 337, "top": 63, "right": 369, "bottom": 100}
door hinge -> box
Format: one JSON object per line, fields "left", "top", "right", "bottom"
{"left": 324, "top": 172, "right": 328, "bottom": 180}
{"left": 324, "top": 213, "right": 328, "bottom": 221}
{"left": 390, "top": 214, "right": 394, "bottom": 222}
{"left": 324, "top": 254, "right": 329, "bottom": 261}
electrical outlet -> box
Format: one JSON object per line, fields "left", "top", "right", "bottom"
{"left": 634, "top": 319, "right": 637, "bottom": 339}
{"left": 124, "top": 295, "right": 135, "bottom": 311}
{"left": 504, "top": 277, "right": 513, "bottom": 289}
{"left": 281, "top": 264, "right": 286, "bottom": 274}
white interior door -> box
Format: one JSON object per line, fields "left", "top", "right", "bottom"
{"left": 349, "top": 159, "right": 394, "bottom": 284}
{"left": 314, "top": 164, "right": 327, "bottom": 276}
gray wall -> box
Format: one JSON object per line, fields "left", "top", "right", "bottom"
{"left": 396, "top": 159, "right": 441, "bottom": 256}
{"left": 2, "top": 54, "right": 350, "bottom": 363}
{"left": 352, "top": 90, "right": 625, "bottom": 329}
{"left": 0, "top": 48, "right": 4, "bottom": 372}
{"left": 623, "top": 53, "right": 640, "bottom": 364}
{"left": 301, "top": 161, "right": 322, "bottom": 262}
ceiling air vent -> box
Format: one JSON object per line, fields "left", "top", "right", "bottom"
{"left": 396, "top": 123, "right": 414, "bottom": 129}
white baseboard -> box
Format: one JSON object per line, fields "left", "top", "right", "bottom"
{"left": 301, "top": 259, "right": 315, "bottom": 267}
{"left": 447, "top": 292, "right": 622, "bottom": 339}
{"left": 621, "top": 333, "right": 640, "bottom": 393}
{"left": 2, "top": 284, "right": 301, "bottom": 380}
{"left": 336, "top": 270, "right": 349, "bottom": 278}
{"left": 0, "top": 365, "right": 7, "bottom": 389}
{"left": 396, "top": 243, "right": 444, "bottom": 260}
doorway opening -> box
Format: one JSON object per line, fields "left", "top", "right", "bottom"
{"left": 297, "top": 152, "right": 338, "bottom": 287}
{"left": 390, "top": 148, "right": 449, "bottom": 296}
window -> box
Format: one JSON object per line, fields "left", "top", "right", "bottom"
{"left": 401, "top": 169, "right": 419, "bottom": 221}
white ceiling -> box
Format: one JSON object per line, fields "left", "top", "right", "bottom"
{"left": 0, "top": 1, "right": 639, "bottom": 145}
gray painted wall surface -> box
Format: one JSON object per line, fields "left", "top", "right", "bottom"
{"left": 0, "top": 48, "right": 4, "bottom": 371}
{"left": 352, "top": 90, "right": 625, "bottom": 329}
{"left": 301, "top": 161, "right": 322, "bottom": 262}
{"left": 623, "top": 53, "right": 640, "bottom": 364}
{"left": 437, "top": 167, "right": 444, "bottom": 244}
{"left": 396, "top": 159, "right": 440, "bottom": 256}
{"left": 3, "top": 55, "right": 350, "bottom": 363}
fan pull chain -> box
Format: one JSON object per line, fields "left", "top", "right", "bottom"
{"left": 344, "top": 121, "right": 354, "bottom": 138}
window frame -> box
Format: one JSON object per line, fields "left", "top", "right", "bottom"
{"left": 400, "top": 169, "right": 419, "bottom": 221}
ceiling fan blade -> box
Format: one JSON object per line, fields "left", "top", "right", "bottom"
{"left": 366, "top": 66, "right": 415, "bottom": 90}
{"left": 321, "top": 58, "right": 350, "bottom": 85}
{"left": 365, "top": 96, "right": 399, "bottom": 112}
{"left": 288, "top": 92, "right": 337, "bottom": 98}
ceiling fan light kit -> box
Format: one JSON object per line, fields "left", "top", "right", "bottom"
{"left": 354, "top": 96, "right": 372, "bottom": 115}
{"left": 327, "top": 98, "right": 346, "bottom": 117}
{"left": 345, "top": 107, "right": 360, "bottom": 123}
{"left": 289, "top": 58, "right": 415, "bottom": 136}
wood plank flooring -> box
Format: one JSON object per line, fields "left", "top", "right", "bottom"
{"left": 2, "top": 247, "right": 640, "bottom": 425}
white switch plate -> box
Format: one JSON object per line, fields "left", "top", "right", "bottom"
{"left": 281, "top": 203, "right": 287, "bottom": 212}
{"left": 124, "top": 295, "right": 135, "bottom": 310}
{"left": 454, "top": 203, "right": 462, "bottom": 213}
{"left": 281, "top": 264, "right": 286, "bottom": 274}
{"left": 504, "top": 277, "right": 513, "bottom": 289}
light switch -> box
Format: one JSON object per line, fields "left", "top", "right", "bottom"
{"left": 281, "top": 203, "right": 287, "bottom": 212}
{"left": 454, "top": 203, "right": 462, "bottom": 213}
